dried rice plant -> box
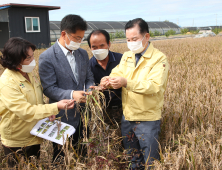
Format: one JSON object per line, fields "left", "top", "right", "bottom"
{"left": 76, "top": 89, "right": 129, "bottom": 169}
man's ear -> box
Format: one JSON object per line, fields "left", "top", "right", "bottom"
{"left": 108, "top": 41, "right": 111, "bottom": 48}
{"left": 61, "top": 31, "right": 66, "bottom": 39}
{"left": 146, "top": 33, "right": 150, "bottom": 41}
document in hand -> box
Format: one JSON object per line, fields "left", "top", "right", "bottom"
{"left": 30, "top": 118, "right": 76, "bottom": 145}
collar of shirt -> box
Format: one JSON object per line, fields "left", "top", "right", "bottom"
{"left": 141, "top": 42, "right": 150, "bottom": 56}
{"left": 57, "top": 39, "right": 74, "bottom": 56}
{"left": 57, "top": 39, "right": 75, "bottom": 65}
{"left": 4, "top": 69, "right": 33, "bottom": 83}
{"left": 92, "top": 50, "right": 115, "bottom": 67}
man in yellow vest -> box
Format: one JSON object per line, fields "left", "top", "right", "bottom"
{"left": 100, "top": 18, "right": 169, "bottom": 169}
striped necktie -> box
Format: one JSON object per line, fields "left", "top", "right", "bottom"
{"left": 69, "top": 51, "right": 79, "bottom": 84}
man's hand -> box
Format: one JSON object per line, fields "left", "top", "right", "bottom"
{"left": 109, "top": 77, "right": 127, "bottom": 89}
{"left": 72, "top": 91, "right": 87, "bottom": 103}
{"left": 100, "top": 76, "right": 111, "bottom": 89}
{"left": 57, "top": 99, "right": 75, "bottom": 110}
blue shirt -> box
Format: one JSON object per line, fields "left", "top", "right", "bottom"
{"left": 89, "top": 51, "right": 122, "bottom": 107}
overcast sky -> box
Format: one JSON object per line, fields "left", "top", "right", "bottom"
{"left": 1, "top": 0, "right": 222, "bottom": 27}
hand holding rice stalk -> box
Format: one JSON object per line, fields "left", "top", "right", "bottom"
{"left": 49, "top": 99, "right": 75, "bottom": 122}
{"left": 100, "top": 76, "right": 127, "bottom": 89}
{"left": 100, "top": 76, "right": 113, "bottom": 89}
{"left": 55, "top": 99, "right": 75, "bottom": 139}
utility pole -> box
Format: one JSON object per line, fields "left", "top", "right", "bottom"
{"left": 216, "top": 13, "right": 217, "bottom": 26}
{"left": 192, "top": 18, "right": 194, "bottom": 27}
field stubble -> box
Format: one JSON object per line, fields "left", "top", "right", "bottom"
{"left": 0, "top": 37, "right": 222, "bottom": 169}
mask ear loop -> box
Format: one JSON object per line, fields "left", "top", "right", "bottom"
{"left": 64, "top": 32, "right": 71, "bottom": 47}
{"left": 80, "top": 38, "right": 84, "bottom": 43}
{"left": 65, "top": 32, "right": 71, "bottom": 41}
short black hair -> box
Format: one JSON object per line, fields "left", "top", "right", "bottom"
{"left": 87, "top": 29, "right": 110, "bottom": 48}
{"left": 0, "top": 37, "right": 36, "bottom": 71}
{"left": 125, "top": 18, "right": 149, "bottom": 34}
{"left": 60, "top": 14, "right": 87, "bottom": 33}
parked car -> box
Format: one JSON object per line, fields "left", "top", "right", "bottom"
{"left": 194, "top": 32, "right": 216, "bottom": 38}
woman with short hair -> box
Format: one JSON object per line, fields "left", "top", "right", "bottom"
{"left": 0, "top": 37, "right": 74, "bottom": 167}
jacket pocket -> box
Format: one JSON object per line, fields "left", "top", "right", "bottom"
{"left": 0, "top": 117, "right": 11, "bottom": 139}
{"left": 129, "top": 92, "right": 158, "bottom": 113}
{"left": 12, "top": 116, "right": 35, "bottom": 140}
{"left": 21, "top": 86, "right": 37, "bottom": 104}
{"left": 35, "top": 84, "right": 44, "bottom": 104}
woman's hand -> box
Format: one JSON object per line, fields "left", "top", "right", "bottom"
{"left": 49, "top": 100, "right": 75, "bottom": 122}
{"left": 48, "top": 115, "right": 56, "bottom": 122}
{"left": 57, "top": 99, "right": 75, "bottom": 110}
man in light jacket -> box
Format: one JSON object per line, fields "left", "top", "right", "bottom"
{"left": 101, "top": 18, "right": 169, "bottom": 169}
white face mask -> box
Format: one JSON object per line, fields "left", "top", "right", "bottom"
{"left": 127, "top": 35, "right": 147, "bottom": 54}
{"left": 92, "top": 48, "right": 109, "bottom": 60}
{"left": 65, "top": 32, "right": 81, "bottom": 51}
{"left": 21, "top": 59, "right": 36, "bottom": 73}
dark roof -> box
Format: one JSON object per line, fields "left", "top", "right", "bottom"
{"left": 50, "top": 21, "right": 61, "bottom": 30}
{"left": 87, "top": 21, "right": 126, "bottom": 30}
{"left": 50, "top": 21, "right": 180, "bottom": 31}
{"left": 0, "top": 3, "right": 60, "bottom": 10}
{"left": 148, "top": 22, "right": 180, "bottom": 29}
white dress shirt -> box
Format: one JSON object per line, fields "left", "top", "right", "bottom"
{"left": 57, "top": 40, "right": 76, "bottom": 99}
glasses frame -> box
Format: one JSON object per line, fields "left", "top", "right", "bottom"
{"left": 67, "top": 33, "right": 84, "bottom": 43}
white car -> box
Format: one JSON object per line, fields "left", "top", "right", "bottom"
{"left": 194, "top": 32, "right": 216, "bottom": 38}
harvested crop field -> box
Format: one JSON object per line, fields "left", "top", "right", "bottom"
{"left": 0, "top": 36, "right": 222, "bottom": 169}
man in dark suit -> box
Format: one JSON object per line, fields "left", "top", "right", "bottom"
{"left": 87, "top": 29, "right": 122, "bottom": 125}
{"left": 38, "top": 14, "right": 94, "bottom": 162}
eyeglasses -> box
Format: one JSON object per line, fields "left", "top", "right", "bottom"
{"left": 67, "top": 33, "right": 84, "bottom": 43}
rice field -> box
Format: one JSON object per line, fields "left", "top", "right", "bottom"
{"left": 0, "top": 36, "right": 222, "bottom": 169}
